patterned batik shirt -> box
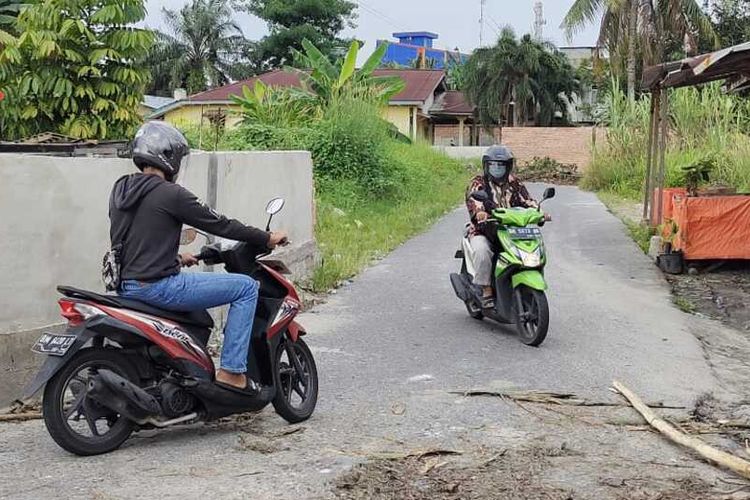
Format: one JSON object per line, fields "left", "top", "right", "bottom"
{"left": 465, "top": 174, "right": 537, "bottom": 236}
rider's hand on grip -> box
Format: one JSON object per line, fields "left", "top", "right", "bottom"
{"left": 268, "top": 230, "right": 289, "bottom": 249}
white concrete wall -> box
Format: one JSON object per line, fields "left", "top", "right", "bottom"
{"left": 434, "top": 146, "right": 485, "bottom": 159}
{"left": 0, "top": 151, "right": 315, "bottom": 407}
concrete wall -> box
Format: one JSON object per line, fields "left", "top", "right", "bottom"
{"left": 435, "top": 126, "right": 606, "bottom": 170}
{"left": 0, "top": 151, "right": 315, "bottom": 408}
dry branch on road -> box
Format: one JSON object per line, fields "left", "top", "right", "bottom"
{"left": 613, "top": 379, "right": 750, "bottom": 481}
{"left": 451, "top": 389, "right": 685, "bottom": 409}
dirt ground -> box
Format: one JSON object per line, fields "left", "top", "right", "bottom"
{"left": 667, "top": 263, "right": 750, "bottom": 334}
{"left": 329, "top": 396, "right": 750, "bottom": 500}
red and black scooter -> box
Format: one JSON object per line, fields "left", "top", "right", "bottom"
{"left": 23, "top": 198, "right": 318, "bottom": 456}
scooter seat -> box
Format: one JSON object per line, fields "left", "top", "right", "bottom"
{"left": 57, "top": 286, "right": 214, "bottom": 329}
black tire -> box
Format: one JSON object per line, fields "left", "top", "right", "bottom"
{"left": 461, "top": 260, "right": 484, "bottom": 320}
{"left": 42, "top": 348, "right": 138, "bottom": 456}
{"left": 272, "top": 337, "right": 318, "bottom": 423}
{"left": 514, "top": 286, "right": 549, "bottom": 347}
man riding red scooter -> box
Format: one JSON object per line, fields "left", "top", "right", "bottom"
{"left": 24, "top": 122, "right": 318, "bottom": 455}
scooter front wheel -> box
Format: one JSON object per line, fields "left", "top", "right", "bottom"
{"left": 514, "top": 286, "right": 549, "bottom": 347}
{"left": 272, "top": 337, "right": 318, "bottom": 423}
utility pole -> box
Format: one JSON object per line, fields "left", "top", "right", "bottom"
{"left": 533, "top": 1, "right": 546, "bottom": 41}
{"left": 479, "top": 0, "right": 486, "bottom": 47}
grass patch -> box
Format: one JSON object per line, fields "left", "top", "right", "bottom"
{"left": 597, "top": 191, "right": 654, "bottom": 254}
{"left": 673, "top": 296, "right": 696, "bottom": 314}
{"left": 623, "top": 219, "right": 654, "bottom": 254}
{"left": 311, "top": 142, "right": 471, "bottom": 291}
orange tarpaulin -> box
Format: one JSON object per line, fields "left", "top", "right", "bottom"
{"left": 651, "top": 188, "right": 687, "bottom": 227}
{"left": 671, "top": 195, "right": 750, "bottom": 260}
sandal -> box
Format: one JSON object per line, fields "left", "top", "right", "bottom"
{"left": 215, "top": 378, "right": 262, "bottom": 396}
{"left": 481, "top": 295, "right": 495, "bottom": 309}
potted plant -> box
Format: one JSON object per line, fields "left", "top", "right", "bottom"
{"left": 681, "top": 156, "right": 715, "bottom": 196}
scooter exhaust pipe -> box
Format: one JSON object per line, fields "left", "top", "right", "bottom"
{"left": 87, "top": 369, "right": 162, "bottom": 423}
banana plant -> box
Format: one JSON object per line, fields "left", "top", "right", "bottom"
{"left": 289, "top": 39, "right": 405, "bottom": 106}
{"left": 230, "top": 78, "right": 318, "bottom": 127}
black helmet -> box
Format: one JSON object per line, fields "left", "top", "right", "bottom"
{"left": 482, "top": 145, "right": 514, "bottom": 184}
{"left": 131, "top": 121, "right": 190, "bottom": 182}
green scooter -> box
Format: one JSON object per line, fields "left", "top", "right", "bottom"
{"left": 450, "top": 187, "right": 555, "bottom": 346}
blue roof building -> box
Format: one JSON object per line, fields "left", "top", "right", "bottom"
{"left": 377, "top": 31, "right": 470, "bottom": 69}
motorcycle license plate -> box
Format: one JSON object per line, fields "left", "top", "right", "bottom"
{"left": 31, "top": 333, "right": 76, "bottom": 356}
{"left": 508, "top": 227, "right": 541, "bottom": 240}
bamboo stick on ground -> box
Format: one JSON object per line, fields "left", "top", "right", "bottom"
{"left": 612, "top": 379, "right": 750, "bottom": 480}
{"left": 0, "top": 412, "right": 42, "bottom": 422}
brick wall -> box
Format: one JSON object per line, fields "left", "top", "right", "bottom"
{"left": 434, "top": 125, "right": 606, "bottom": 170}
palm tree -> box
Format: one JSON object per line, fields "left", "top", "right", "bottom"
{"left": 562, "top": 0, "right": 718, "bottom": 100}
{"left": 463, "top": 28, "right": 579, "bottom": 127}
{"left": 147, "top": 0, "right": 249, "bottom": 95}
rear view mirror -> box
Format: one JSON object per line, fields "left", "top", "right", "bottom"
{"left": 266, "top": 197, "right": 285, "bottom": 215}
{"left": 542, "top": 187, "right": 556, "bottom": 201}
{"left": 180, "top": 228, "right": 197, "bottom": 245}
{"left": 471, "top": 190, "right": 490, "bottom": 203}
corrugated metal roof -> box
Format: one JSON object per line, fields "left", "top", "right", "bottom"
{"left": 188, "top": 70, "right": 304, "bottom": 102}
{"left": 430, "top": 90, "right": 474, "bottom": 115}
{"left": 148, "top": 69, "right": 448, "bottom": 119}
{"left": 642, "top": 41, "right": 750, "bottom": 90}
{"left": 142, "top": 95, "right": 176, "bottom": 109}
{"left": 186, "top": 69, "right": 445, "bottom": 104}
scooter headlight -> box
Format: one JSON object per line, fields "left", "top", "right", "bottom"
{"left": 514, "top": 247, "right": 542, "bottom": 268}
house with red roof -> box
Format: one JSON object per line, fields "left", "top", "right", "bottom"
{"left": 147, "top": 68, "right": 478, "bottom": 146}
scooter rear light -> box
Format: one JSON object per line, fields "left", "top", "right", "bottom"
{"left": 59, "top": 299, "right": 84, "bottom": 326}
{"left": 58, "top": 300, "right": 102, "bottom": 326}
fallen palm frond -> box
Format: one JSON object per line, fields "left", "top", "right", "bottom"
{"left": 613, "top": 379, "right": 750, "bottom": 481}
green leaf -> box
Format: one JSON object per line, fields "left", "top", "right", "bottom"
{"left": 63, "top": 49, "right": 83, "bottom": 62}
{"left": 361, "top": 42, "right": 389, "bottom": 76}
{"left": 337, "top": 41, "right": 358, "bottom": 88}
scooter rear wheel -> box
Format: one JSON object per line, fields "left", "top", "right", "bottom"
{"left": 272, "top": 337, "right": 318, "bottom": 423}
{"left": 514, "top": 286, "right": 549, "bottom": 347}
{"left": 42, "top": 348, "right": 138, "bottom": 456}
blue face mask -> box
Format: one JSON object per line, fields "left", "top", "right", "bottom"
{"left": 488, "top": 163, "right": 508, "bottom": 180}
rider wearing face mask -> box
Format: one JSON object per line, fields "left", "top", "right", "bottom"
{"left": 466, "top": 145, "right": 537, "bottom": 309}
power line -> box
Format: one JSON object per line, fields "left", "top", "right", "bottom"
{"left": 487, "top": 15, "right": 503, "bottom": 37}
{"left": 355, "top": 0, "right": 401, "bottom": 30}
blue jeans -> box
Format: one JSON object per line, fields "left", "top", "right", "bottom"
{"left": 119, "top": 272, "right": 259, "bottom": 373}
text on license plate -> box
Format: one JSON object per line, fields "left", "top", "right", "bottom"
{"left": 508, "top": 227, "right": 541, "bottom": 239}
{"left": 32, "top": 333, "right": 76, "bottom": 356}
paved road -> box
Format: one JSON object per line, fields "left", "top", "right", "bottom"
{"left": 0, "top": 185, "right": 728, "bottom": 499}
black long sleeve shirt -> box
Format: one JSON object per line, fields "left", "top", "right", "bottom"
{"left": 109, "top": 173, "right": 270, "bottom": 281}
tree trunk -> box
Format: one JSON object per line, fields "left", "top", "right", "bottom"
{"left": 627, "top": 0, "right": 638, "bottom": 101}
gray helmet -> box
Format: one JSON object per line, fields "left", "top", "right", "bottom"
{"left": 482, "top": 145, "right": 514, "bottom": 184}
{"left": 131, "top": 121, "right": 189, "bottom": 182}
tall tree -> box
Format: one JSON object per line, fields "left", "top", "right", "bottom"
{"left": 0, "top": 0, "right": 153, "bottom": 139}
{"left": 462, "top": 28, "right": 580, "bottom": 127}
{"left": 562, "top": 0, "right": 718, "bottom": 100}
{"left": 708, "top": 0, "right": 750, "bottom": 46}
{"left": 146, "top": 0, "right": 250, "bottom": 96}
{"left": 240, "top": 0, "right": 357, "bottom": 70}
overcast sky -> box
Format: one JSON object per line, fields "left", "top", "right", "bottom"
{"left": 143, "top": 0, "right": 600, "bottom": 55}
